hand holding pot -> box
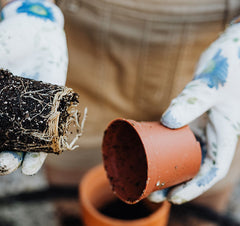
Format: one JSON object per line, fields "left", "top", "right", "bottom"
{"left": 149, "top": 18, "right": 240, "bottom": 204}
{"left": 0, "top": 0, "right": 68, "bottom": 175}
{"left": 102, "top": 119, "right": 201, "bottom": 205}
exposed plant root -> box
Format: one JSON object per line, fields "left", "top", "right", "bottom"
{"left": 0, "top": 69, "right": 86, "bottom": 154}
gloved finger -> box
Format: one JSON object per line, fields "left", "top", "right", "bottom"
{"left": 0, "top": 151, "right": 24, "bottom": 175}
{"left": 22, "top": 152, "right": 47, "bottom": 175}
{"left": 148, "top": 188, "right": 170, "bottom": 203}
{"left": 161, "top": 80, "right": 218, "bottom": 129}
{"left": 167, "top": 108, "right": 238, "bottom": 204}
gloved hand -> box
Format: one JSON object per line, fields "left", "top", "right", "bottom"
{"left": 149, "top": 18, "right": 240, "bottom": 204}
{"left": 0, "top": 0, "right": 68, "bottom": 175}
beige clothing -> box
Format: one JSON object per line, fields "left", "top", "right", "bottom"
{"left": 46, "top": 0, "right": 240, "bottom": 196}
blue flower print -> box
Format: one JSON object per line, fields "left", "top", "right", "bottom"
{"left": 194, "top": 49, "right": 228, "bottom": 89}
{"left": 0, "top": 11, "right": 4, "bottom": 21}
{"left": 21, "top": 72, "right": 40, "bottom": 81}
{"left": 17, "top": 1, "right": 55, "bottom": 21}
{"left": 3, "top": 151, "right": 24, "bottom": 162}
{"left": 161, "top": 110, "right": 182, "bottom": 129}
{"left": 151, "top": 188, "right": 170, "bottom": 198}
{"left": 197, "top": 167, "right": 218, "bottom": 187}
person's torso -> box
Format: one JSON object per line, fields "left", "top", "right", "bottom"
{"left": 58, "top": 0, "right": 240, "bottom": 148}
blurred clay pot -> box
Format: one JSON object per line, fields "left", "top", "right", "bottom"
{"left": 79, "top": 164, "right": 170, "bottom": 226}
{"left": 102, "top": 119, "right": 201, "bottom": 204}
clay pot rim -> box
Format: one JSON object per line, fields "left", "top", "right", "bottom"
{"left": 80, "top": 164, "right": 171, "bottom": 225}
{"left": 111, "top": 118, "right": 149, "bottom": 203}
{"left": 102, "top": 118, "right": 149, "bottom": 204}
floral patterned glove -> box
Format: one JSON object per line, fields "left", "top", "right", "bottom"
{"left": 149, "top": 18, "right": 240, "bottom": 204}
{"left": 0, "top": 0, "right": 68, "bottom": 175}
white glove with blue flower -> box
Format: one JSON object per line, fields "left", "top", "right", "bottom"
{"left": 0, "top": 0, "right": 68, "bottom": 175}
{"left": 149, "top": 19, "right": 240, "bottom": 204}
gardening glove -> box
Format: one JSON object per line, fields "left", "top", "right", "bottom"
{"left": 149, "top": 17, "right": 240, "bottom": 204}
{"left": 0, "top": 0, "right": 68, "bottom": 175}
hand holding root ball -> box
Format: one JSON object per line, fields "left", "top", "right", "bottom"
{"left": 0, "top": 0, "right": 81, "bottom": 175}
{"left": 149, "top": 19, "right": 240, "bottom": 204}
{"left": 0, "top": 69, "right": 86, "bottom": 174}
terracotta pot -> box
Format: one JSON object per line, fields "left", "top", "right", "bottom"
{"left": 79, "top": 164, "right": 171, "bottom": 226}
{"left": 102, "top": 119, "right": 201, "bottom": 204}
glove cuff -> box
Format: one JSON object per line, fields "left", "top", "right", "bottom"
{"left": 1, "top": 0, "right": 64, "bottom": 27}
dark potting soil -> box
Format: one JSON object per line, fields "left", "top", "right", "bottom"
{"left": 0, "top": 69, "right": 80, "bottom": 153}
{"left": 99, "top": 199, "right": 153, "bottom": 220}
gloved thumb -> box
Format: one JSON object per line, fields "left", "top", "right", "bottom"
{"left": 161, "top": 80, "right": 218, "bottom": 129}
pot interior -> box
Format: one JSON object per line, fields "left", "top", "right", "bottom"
{"left": 102, "top": 119, "right": 148, "bottom": 203}
{"left": 99, "top": 198, "right": 158, "bottom": 220}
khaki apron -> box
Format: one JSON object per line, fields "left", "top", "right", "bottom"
{"left": 46, "top": 0, "right": 240, "bottom": 197}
